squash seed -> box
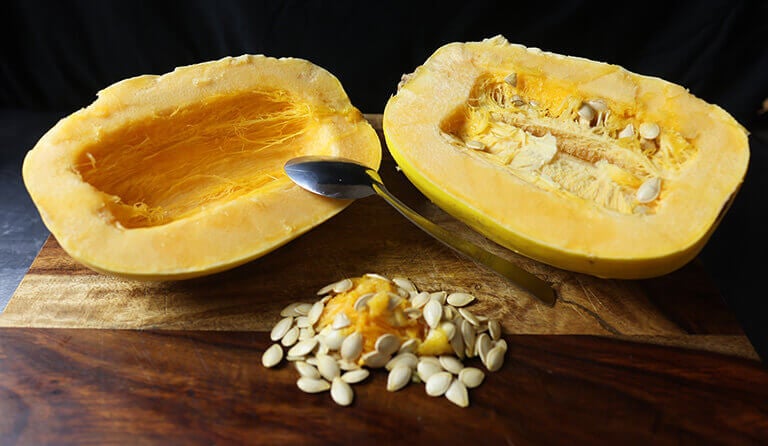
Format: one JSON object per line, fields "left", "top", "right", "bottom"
{"left": 323, "top": 329, "right": 345, "bottom": 351}
{"left": 417, "top": 360, "right": 443, "bottom": 382}
{"left": 375, "top": 334, "right": 401, "bottom": 356}
{"left": 459, "top": 367, "right": 485, "bottom": 389}
{"left": 445, "top": 379, "right": 469, "bottom": 408}
{"left": 504, "top": 72, "right": 517, "bottom": 86}
{"left": 425, "top": 372, "right": 453, "bottom": 397}
{"left": 364, "top": 273, "right": 389, "bottom": 282}
{"left": 287, "top": 338, "right": 317, "bottom": 357}
{"left": 639, "top": 122, "right": 660, "bottom": 140}
{"left": 495, "top": 339, "right": 508, "bottom": 352}
{"left": 332, "top": 312, "right": 351, "bottom": 330}
{"left": 298, "top": 327, "right": 314, "bottom": 340}
{"left": 443, "top": 305, "right": 458, "bottom": 321}
{"left": 353, "top": 293, "right": 375, "bottom": 312}
{"left": 450, "top": 326, "right": 466, "bottom": 359}
{"left": 386, "top": 352, "right": 418, "bottom": 371}
{"left": 439, "top": 355, "right": 465, "bottom": 375}
{"left": 430, "top": 291, "right": 447, "bottom": 304}
{"left": 297, "top": 377, "right": 330, "bottom": 394}
{"left": 636, "top": 177, "right": 661, "bottom": 203}
{"left": 618, "top": 123, "right": 635, "bottom": 139}
{"left": 476, "top": 333, "right": 492, "bottom": 362}
{"left": 411, "top": 292, "right": 430, "bottom": 308}
{"left": 461, "top": 319, "right": 476, "bottom": 351}
{"left": 338, "top": 359, "right": 360, "bottom": 371}
{"left": 393, "top": 277, "right": 417, "bottom": 293}
{"left": 458, "top": 308, "right": 480, "bottom": 326}
{"left": 280, "top": 303, "right": 300, "bottom": 317}
{"left": 295, "top": 316, "right": 311, "bottom": 328}
{"left": 578, "top": 103, "right": 596, "bottom": 123}
{"left": 440, "top": 322, "right": 457, "bottom": 340}
{"left": 387, "top": 292, "right": 403, "bottom": 310}
{"left": 341, "top": 368, "right": 370, "bottom": 384}
{"left": 307, "top": 301, "right": 325, "bottom": 325}
{"left": 488, "top": 319, "right": 502, "bottom": 341}
{"left": 361, "top": 351, "right": 390, "bottom": 368}
{"left": 446, "top": 292, "right": 475, "bottom": 307}
{"left": 281, "top": 326, "right": 300, "bottom": 347}
{"left": 331, "top": 377, "right": 354, "bottom": 406}
{"left": 340, "top": 332, "right": 363, "bottom": 361}
{"left": 484, "top": 346, "right": 505, "bottom": 372}
{"left": 399, "top": 338, "right": 419, "bottom": 354}
{"left": 404, "top": 307, "right": 422, "bottom": 319}
{"left": 295, "top": 361, "right": 321, "bottom": 379}
{"left": 315, "top": 354, "right": 341, "bottom": 381}
{"left": 261, "top": 343, "right": 283, "bottom": 368}
{"left": 387, "top": 365, "right": 413, "bottom": 392}
{"left": 270, "top": 316, "right": 294, "bottom": 341}
{"left": 423, "top": 299, "right": 443, "bottom": 329}
{"left": 466, "top": 140, "right": 486, "bottom": 151}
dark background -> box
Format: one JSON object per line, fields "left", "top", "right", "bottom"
{"left": 1, "top": 0, "right": 767, "bottom": 357}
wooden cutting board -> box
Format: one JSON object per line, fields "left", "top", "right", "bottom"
{"left": 0, "top": 115, "right": 756, "bottom": 360}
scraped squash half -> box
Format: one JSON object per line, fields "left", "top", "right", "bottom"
{"left": 383, "top": 36, "right": 749, "bottom": 278}
{"left": 23, "top": 55, "right": 381, "bottom": 279}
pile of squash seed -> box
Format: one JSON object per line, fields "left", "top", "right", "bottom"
{"left": 262, "top": 274, "right": 507, "bottom": 407}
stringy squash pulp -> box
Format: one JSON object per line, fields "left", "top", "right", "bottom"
{"left": 383, "top": 36, "right": 749, "bottom": 278}
{"left": 23, "top": 55, "right": 381, "bottom": 279}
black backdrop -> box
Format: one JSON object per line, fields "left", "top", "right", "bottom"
{"left": 2, "top": 0, "right": 768, "bottom": 356}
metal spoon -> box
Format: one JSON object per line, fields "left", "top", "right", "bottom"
{"left": 284, "top": 156, "right": 556, "bottom": 306}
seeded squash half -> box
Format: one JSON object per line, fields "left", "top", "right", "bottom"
{"left": 23, "top": 55, "right": 381, "bottom": 279}
{"left": 383, "top": 36, "right": 749, "bottom": 278}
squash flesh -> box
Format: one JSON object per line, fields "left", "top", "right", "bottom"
{"left": 383, "top": 37, "right": 749, "bottom": 278}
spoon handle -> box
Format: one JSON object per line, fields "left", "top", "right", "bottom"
{"left": 369, "top": 180, "right": 557, "bottom": 307}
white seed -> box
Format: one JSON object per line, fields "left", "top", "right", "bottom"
{"left": 439, "top": 355, "right": 465, "bottom": 375}
{"left": 459, "top": 367, "right": 485, "bottom": 389}
{"left": 295, "top": 316, "right": 311, "bottom": 328}
{"left": 387, "top": 365, "right": 413, "bottom": 392}
{"left": 294, "top": 303, "right": 312, "bottom": 316}
{"left": 387, "top": 293, "right": 403, "bottom": 310}
{"left": 639, "top": 122, "right": 660, "bottom": 140}
{"left": 495, "top": 339, "right": 508, "bottom": 352}
{"left": 425, "top": 372, "right": 453, "bottom": 397}
{"left": 270, "top": 316, "right": 294, "bottom": 341}
{"left": 510, "top": 94, "right": 525, "bottom": 106}
{"left": 330, "top": 377, "right": 354, "bottom": 406}
{"left": 445, "top": 379, "right": 469, "bottom": 408}
{"left": 317, "top": 343, "right": 330, "bottom": 356}
{"left": 476, "top": 314, "right": 489, "bottom": 322}
{"left": 297, "top": 377, "right": 330, "bottom": 394}
{"left": 295, "top": 361, "right": 321, "bottom": 379}
{"left": 323, "top": 329, "right": 345, "bottom": 351}
{"left": 636, "top": 177, "right": 662, "bottom": 203}
{"left": 338, "top": 359, "right": 360, "bottom": 371}
{"left": 404, "top": 307, "right": 422, "bottom": 319}
{"left": 578, "top": 103, "right": 596, "bottom": 122}
{"left": 461, "top": 320, "right": 476, "bottom": 352}
{"left": 305, "top": 357, "right": 318, "bottom": 366}
{"left": 466, "top": 140, "right": 486, "bottom": 151}
{"left": 488, "top": 320, "right": 502, "bottom": 341}
{"left": 476, "top": 333, "right": 492, "bottom": 362}
{"left": 446, "top": 292, "right": 475, "bottom": 307}
{"left": 417, "top": 360, "right": 443, "bottom": 381}
{"left": 450, "top": 326, "right": 466, "bottom": 359}
{"left": 375, "top": 334, "right": 401, "bottom": 356}
{"left": 315, "top": 354, "right": 341, "bottom": 381}
{"left": 504, "top": 72, "right": 517, "bottom": 86}
{"left": 307, "top": 301, "right": 325, "bottom": 325}
{"left": 281, "top": 326, "right": 300, "bottom": 347}
{"left": 332, "top": 312, "right": 351, "bottom": 330}
{"left": 287, "top": 338, "right": 317, "bottom": 357}
{"left": 484, "top": 346, "right": 505, "bottom": 372}
{"left": 430, "top": 291, "right": 447, "bottom": 304}
{"left": 443, "top": 305, "right": 458, "bottom": 321}
{"left": 618, "top": 123, "right": 635, "bottom": 139}
{"left": 458, "top": 308, "right": 480, "bottom": 326}
{"left": 586, "top": 98, "right": 608, "bottom": 112}
{"left": 280, "top": 303, "right": 300, "bottom": 317}
{"left": 298, "top": 327, "right": 314, "bottom": 340}
{"left": 261, "top": 344, "right": 283, "bottom": 368}
{"left": 361, "top": 351, "right": 390, "bottom": 369}
{"left": 340, "top": 332, "right": 363, "bottom": 361}
{"left": 386, "top": 352, "right": 418, "bottom": 371}
{"left": 423, "top": 299, "right": 443, "bottom": 329}
{"left": 363, "top": 273, "right": 389, "bottom": 282}
{"left": 410, "top": 292, "right": 430, "bottom": 308}
{"left": 440, "top": 322, "right": 457, "bottom": 340}
{"left": 341, "top": 368, "right": 370, "bottom": 384}
{"left": 353, "top": 293, "right": 374, "bottom": 312}
{"left": 392, "top": 277, "right": 417, "bottom": 293}
{"left": 399, "top": 339, "right": 419, "bottom": 354}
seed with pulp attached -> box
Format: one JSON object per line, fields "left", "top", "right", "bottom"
{"left": 618, "top": 123, "right": 635, "bottom": 139}
{"left": 578, "top": 103, "right": 596, "bottom": 122}
{"left": 295, "top": 361, "right": 321, "bottom": 379}
{"left": 261, "top": 343, "right": 283, "bottom": 368}
{"left": 445, "top": 379, "right": 469, "bottom": 408}
{"left": 636, "top": 177, "right": 661, "bottom": 203}
{"left": 341, "top": 368, "right": 370, "bottom": 384}
{"left": 446, "top": 292, "right": 475, "bottom": 307}
{"left": 387, "top": 365, "right": 413, "bottom": 392}
{"left": 270, "top": 316, "right": 294, "bottom": 341}
{"left": 331, "top": 377, "right": 354, "bottom": 406}
{"left": 504, "top": 72, "right": 517, "bottom": 86}
{"left": 297, "top": 377, "right": 330, "bottom": 394}
{"left": 459, "top": 367, "right": 485, "bottom": 389}
{"left": 332, "top": 312, "right": 351, "bottom": 330}
{"left": 423, "top": 299, "right": 443, "bottom": 329}
{"left": 639, "top": 122, "right": 660, "bottom": 140}
{"left": 425, "top": 372, "right": 453, "bottom": 397}
{"left": 466, "top": 140, "right": 486, "bottom": 151}
{"left": 340, "top": 332, "right": 363, "bottom": 361}
{"left": 375, "top": 334, "right": 401, "bottom": 356}
{"left": 316, "top": 354, "right": 341, "bottom": 381}
{"left": 353, "top": 293, "right": 374, "bottom": 312}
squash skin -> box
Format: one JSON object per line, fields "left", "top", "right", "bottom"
{"left": 23, "top": 55, "right": 381, "bottom": 280}
{"left": 383, "top": 36, "right": 749, "bottom": 279}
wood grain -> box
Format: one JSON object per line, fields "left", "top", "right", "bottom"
{"left": 1, "top": 328, "right": 766, "bottom": 445}
{"left": 0, "top": 115, "right": 756, "bottom": 360}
